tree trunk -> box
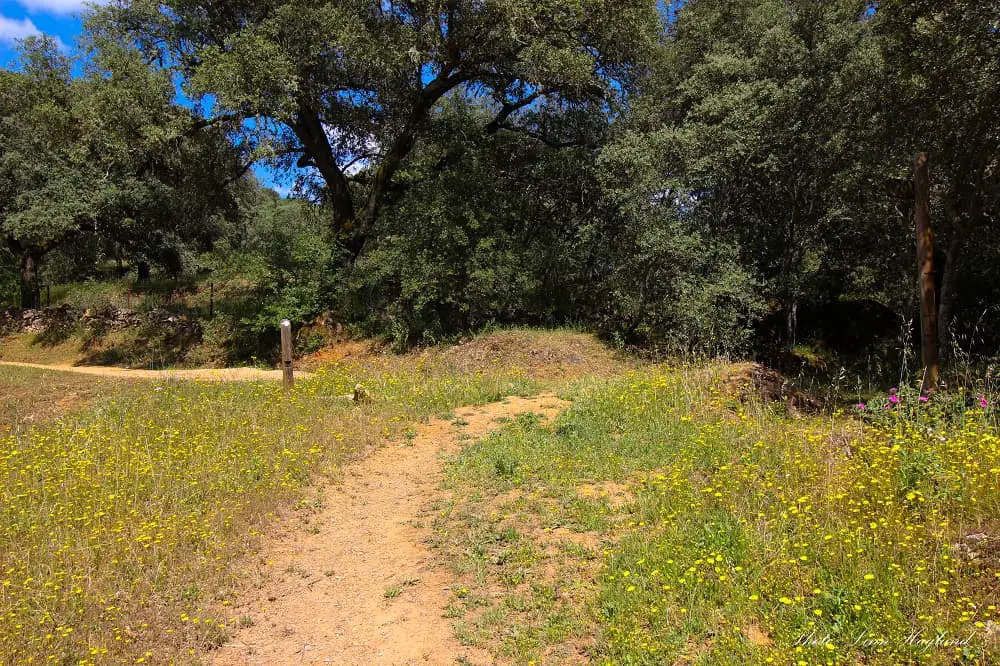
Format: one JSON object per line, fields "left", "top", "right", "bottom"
{"left": 289, "top": 74, "right": 469, "bottom": 259}
{"left": 914, "top": 152, "right": 939, "bottom": 392}
{"left": 349, "top": 71, "right": 469, "bottom": 256}
{"left": 785, "top": 298, "right": 798, "bottom": 348}
{"left": 19, "top": 250, "right": 42, "bottom": 310}
{"left": 292, "top": 104, "right": 356, "bottom": 230}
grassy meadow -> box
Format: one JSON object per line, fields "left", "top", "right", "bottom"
{"left": 0, "top": 342, "right": 539, "bottom": 664}
{"left": 435, "top": 365, "right": 1000, "bottom": 664}
{"left": 1, "top": 331, "right": 999, "bottom": 664}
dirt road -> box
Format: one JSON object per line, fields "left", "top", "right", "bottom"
{"left": 0, "top": 361, "right": 303, "bottom": 382}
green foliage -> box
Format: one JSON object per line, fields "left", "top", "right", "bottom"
{"left": 347, "top": 98, "right": 597, "bottom": 345}
{"left": 0, "top": 40, "right": 94, "bottom": 246}
{"left": 655, "top": 0, "right": 895, "bottom": 339}
{"left": 3, "top": 0, "right": 999, "bottom": 365}
{"left": 0, "top": 248, "right": 17, "bottom": 308}
{"left": 875, "top": 0, "right": 1000, "bottom": 355}
{"left": 591, "top": 129, "right": 764, "bottom": 352}
{"left": 0, "top": 36, "right": 245, "bottom": 307}
{"left": 347, "top": 96, "right": 762, "bottom": 351}
{"left": 207, "top": 193, "right": 340, "bottom": 360}
{"left": 91, "top": 0, "right": 660, "bottom": 252}
{"left": 859, "top": 384, "right": 994, "bottom": 432}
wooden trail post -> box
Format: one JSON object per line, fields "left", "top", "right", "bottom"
{"left": 280, "top": 319, "right": 294, "bottom": 390}
{"left": 914, "top": 152, "right": 939, "bottom": 393}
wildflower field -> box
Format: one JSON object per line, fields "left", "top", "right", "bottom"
{"left": 2, "top": 333, "right": 999, "bottom": 665}
{"left": 0, "top": 359, "right": 536, "bottom": 663}
{"left": 437, "top": 366, "right": 1000, "bottom": 664}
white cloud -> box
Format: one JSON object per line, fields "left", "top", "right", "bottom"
{"left": 15, "top": 0, "right": 107, "bottom": 16}
{"left": 0, "top": 15, "right": 42, "bottom": 45}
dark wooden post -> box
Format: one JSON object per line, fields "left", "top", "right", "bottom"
{"left": 914, "top": 152, "right": 939, "bottom": 393}
{"left": 280, "top": 319, "right": 294, "bottom": 390}
{"left": 19, "top": 251, "right": 41, "bottom": 309}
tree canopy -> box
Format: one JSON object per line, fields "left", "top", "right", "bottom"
{"left": 91, "top": 0, "right": 660, "bottom": 254}
{"left": 2, "top": 0, "right": 998, "bottom": 368}
{"left": 1, "top": 36, "right": 244, "bottom": 306}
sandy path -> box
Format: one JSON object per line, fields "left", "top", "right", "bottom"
{"left": 214, "top": 392, "right": 571, "bottom": 666}
{"left": 0, "top": 361, "right": 306, "bottom": 382}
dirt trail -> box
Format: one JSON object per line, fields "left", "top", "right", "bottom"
{"left": 0, "top": 361, "right": 305, "bottom": 382}
{"left": 214, "top": 392, "right": 571, "bottom": 666}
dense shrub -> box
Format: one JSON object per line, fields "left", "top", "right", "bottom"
{"left": 206, "top": 193, "right": 341, "bottom": 360}
{"left": 345, "top": 104, "right": 763, "bottom": 352}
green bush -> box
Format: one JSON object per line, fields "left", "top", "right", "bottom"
{"left": 207, "top": 193, "right": 340, "bottom": 361}
{"left": 343, "top": 104, "right": 764, "bottom": 352}
{"left": 346, "top": 104, "right": 588, "bottom": 345}
{"left": 0, "top": 248, "right": 18, "bottom": 308}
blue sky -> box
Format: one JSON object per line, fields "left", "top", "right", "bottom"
{"left": 0, "top": 0, "right": 93, "bottom": 64}
{"left": 0, "top": 0, "right": 291, "bottom": 194}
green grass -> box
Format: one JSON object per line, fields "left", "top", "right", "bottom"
{"left": 0, "top": 365, "right": 122, "bottom": 433}
{"left": 47, "top": 277, "right": 208, "bottom": 313}
{"left": 0, "top": 356, "right": 539, "bottom": 664}
{"left": 5, "top": 338, "right": 999, "bottom": 665}
{"left": 435, "top": 366, "right": 1000, "bottom": 665}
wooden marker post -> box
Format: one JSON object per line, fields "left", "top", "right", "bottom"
{"left": 280, "top": 319, "right": 294, "bottom": 390}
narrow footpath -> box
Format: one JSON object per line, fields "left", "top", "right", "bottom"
{"left": 214, "top": 392, "right": 570, "bottom": 665}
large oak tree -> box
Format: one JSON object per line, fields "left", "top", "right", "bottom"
{"left": 90, "top": 0, "right": 659, "bottom": 255}
{"left": 0, "top": 37, "right": 244, "bottom": 307}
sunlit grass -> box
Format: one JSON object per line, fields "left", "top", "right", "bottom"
{"left": 6, "top": 347, "right": 998, "bottom": 664}
{"left": 0, "top": 365, "right": 120, "bottom": 433}
{"left": 0, "top": 359, "right": 537, "bottom": 664}
{"left": 437, "top": 366, "right": 1000, "bottom": 664}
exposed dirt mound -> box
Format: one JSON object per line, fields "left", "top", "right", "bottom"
{"left": 299, "top": 340, "right": 386, "bottom": 370}
{"left": 301, "top": 329, "right": 625, "bottom": 382}
{"left": 577, "top": 480, "right": 634, "bottom": 509}
{"left": 440, "top": 330, "right": 622, "bottom": 380}
{"left": 722, "top": 363, "right": 825, "bottom": 414}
